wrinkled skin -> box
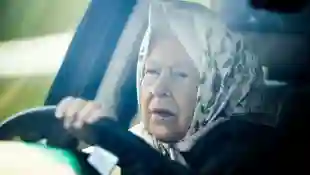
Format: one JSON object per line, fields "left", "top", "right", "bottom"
{"left": 139, "top": 36, "right": 200, "bottom": 143}
{"left": 55, "top": 36, "right": 200, "bottom": 144}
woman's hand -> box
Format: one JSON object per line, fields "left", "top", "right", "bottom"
{"left": 55, "top": 97, "right": 115, "bottom": 129}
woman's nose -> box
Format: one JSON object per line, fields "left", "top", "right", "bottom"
{"left": 151, "top": 76, "right": 171, "bottom": 97}
{"left": 152, "top": 86, "right": 171, "bottom": 97}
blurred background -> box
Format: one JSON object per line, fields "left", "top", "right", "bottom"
{"left": 1, "top": 0, "right": 308, "bottom": 121}
{"left": 0, "top": 0, "right": 212, "bottom": 120}
{"left": 0, "top": 0, "right": 89, "bottom": 119}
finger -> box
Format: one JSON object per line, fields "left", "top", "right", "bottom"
{"left": 63, "top": 98, "right": 87, "bottom": 129}
{"left": 55, "top": 96, "right": 75, "bottom": 118}
{"left": 64, "top": 98, "right": 88, "bottom": 117}
{"left": 73, "top": 102, "right": 101, "bottom": 128}
{"left": 83, "top": 103, "right": 118, "bottom": 125}
{"left": 84, "top": 109, "right": 104, "bottom": 124}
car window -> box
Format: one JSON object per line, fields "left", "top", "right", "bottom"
{"left": 0, "top": 1, "right": 309, "bottom": 174}
{"left": 1, "top": 0, "right": 308, "bottom": 125}
{"left": 0, "top": 0, "right": 89, "bottom": 120}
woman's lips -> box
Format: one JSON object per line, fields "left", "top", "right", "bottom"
{"left": 149, "top": 108, "right": 176, "bottom": 119}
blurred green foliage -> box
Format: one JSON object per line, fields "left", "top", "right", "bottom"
{"left": 0, "top": 0, "right": 89, "bottom": 120}
{"left": 0, "top": 0, "right": 89, "bottom": 41}
{"left": 0, "top": 0, "right": 210, "bottom": 121}
{"left": 0, "top": 76, "right": 55, "bottom": 120}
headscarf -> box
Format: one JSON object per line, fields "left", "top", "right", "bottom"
{"left": 130, "top": 0, "right": 264, "bottom": 166}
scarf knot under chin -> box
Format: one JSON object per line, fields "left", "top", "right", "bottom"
{"left": 129, "top": 123, "right": 188, "bottom": 166}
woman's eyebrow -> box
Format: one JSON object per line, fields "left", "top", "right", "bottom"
{"left": 173, "top": 61, "right": 192, "bottom": 69}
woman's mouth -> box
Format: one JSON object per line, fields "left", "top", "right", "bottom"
{"left": 149, "top": 108, "right": 176, "bottom": 119}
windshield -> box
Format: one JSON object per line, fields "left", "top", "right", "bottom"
{"left": 0, "top": 0, "right": 89, "bottom": 119}
{"left": 0, "top": 0, "right": 308, "bottom": 126}
{"left": 0, "top": 0, "right": 309, "bottom": 174}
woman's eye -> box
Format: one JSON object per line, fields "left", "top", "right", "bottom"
{"left": 175, "top": 71, "right": 188, "bottom": 78}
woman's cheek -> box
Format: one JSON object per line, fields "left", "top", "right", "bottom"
{"left": 177, "top": 85, "right": 198, "bottom": 128}
{"left": 139, "top": 87, "right": 151, "bottom": 128}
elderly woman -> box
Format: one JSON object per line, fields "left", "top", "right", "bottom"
{"left": 56, "top": 0, "right": 266, "bottom": 174}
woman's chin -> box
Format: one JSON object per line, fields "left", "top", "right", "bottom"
{"left": 150, "top": 126, "right": 185, "bottom": 143}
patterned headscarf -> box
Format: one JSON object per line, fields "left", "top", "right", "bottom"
{"left": 131, "top": 0, "right": 264, "bottom": 165}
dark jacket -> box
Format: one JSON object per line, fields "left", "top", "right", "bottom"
{"left": 120, "top": 117, "right": 280, "bottom": 175}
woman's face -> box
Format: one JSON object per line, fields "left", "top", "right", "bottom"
{"left": 140, "top": 36, "right": 200, "bottom": 143}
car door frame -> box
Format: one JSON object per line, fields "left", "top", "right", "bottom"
{"left": 45, "top": 0, "right": 137, "bottom": 105}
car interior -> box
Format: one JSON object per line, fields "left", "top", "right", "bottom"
{"left": 0, "top": 0, "right": 309, "bottom": 174}
{"left": 46, "top": 0, "right": 310, "bottom": 127}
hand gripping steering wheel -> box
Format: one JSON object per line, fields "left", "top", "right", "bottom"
{"left": 0, "top": 106, "right": 191, "bottom": 175}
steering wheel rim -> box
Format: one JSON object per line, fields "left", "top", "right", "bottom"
{"left": 0, "top": 106, "right": 78, "bottom": 148}
{"left": 0, "top": 106, "right": 191, "bottom": 175}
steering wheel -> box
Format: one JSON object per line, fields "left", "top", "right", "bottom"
{"left": 0, "top": 106, "right": 191, "bottom": 175}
